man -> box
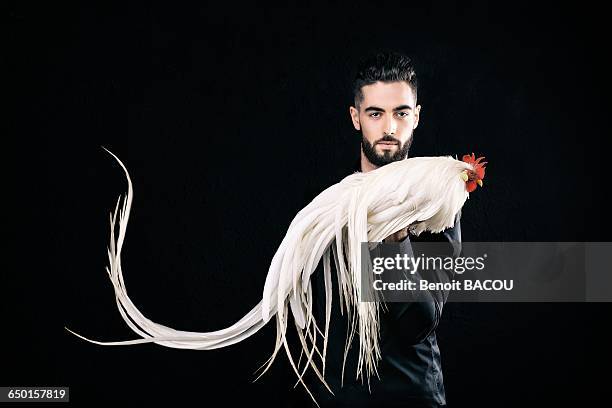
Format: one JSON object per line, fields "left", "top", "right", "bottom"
{"left": 292, "top": 51, "right": 461, "bottom": 408}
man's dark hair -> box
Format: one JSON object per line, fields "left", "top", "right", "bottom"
{"left": 352, "top": 51, "right": 418, "bottom": 110}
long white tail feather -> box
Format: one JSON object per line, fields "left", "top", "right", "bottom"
{"left": 66, "top": 147, "right": 475, "bottom": 406}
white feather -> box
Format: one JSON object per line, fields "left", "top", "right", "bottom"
{"left": 65, "top": 148, "right": 477, "bottom": 406}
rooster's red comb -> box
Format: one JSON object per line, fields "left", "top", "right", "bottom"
{"left": 462, "top": 152, "right": 487, "bottom": 179}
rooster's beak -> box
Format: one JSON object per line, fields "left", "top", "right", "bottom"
{"left": 477, "top": 179, "right": 483, "bottom": 187}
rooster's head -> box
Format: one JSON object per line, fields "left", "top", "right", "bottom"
{"left": 460, "top": 153, "right": 487, "bottom": 192}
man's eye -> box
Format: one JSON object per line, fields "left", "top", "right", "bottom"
{"left": 397, "top": 112, "right": 409, "bottom": 118}
{"left": 370, "top": 113, "right": 381, "bottom": 118}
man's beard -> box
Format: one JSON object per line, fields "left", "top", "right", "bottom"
{"left": 361, "top": 133, "right": 413, "bottom": 167}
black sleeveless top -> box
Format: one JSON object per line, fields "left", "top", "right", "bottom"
{"left": 303, "top": 159, "right": 462, "bottom": 408}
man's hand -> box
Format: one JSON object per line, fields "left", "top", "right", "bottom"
{"left": 383, "top": 227, "right": 409, "bottom": 243}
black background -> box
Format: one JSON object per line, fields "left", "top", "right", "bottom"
{"left": 8, "top": 1, "right": 606, "bottom": 406}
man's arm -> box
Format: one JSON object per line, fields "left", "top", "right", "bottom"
{"left": 385, "top": 209, "right": 462, "bottom": 249}
{"left": 383, "top": 227, "right": 409, "bottom": 243}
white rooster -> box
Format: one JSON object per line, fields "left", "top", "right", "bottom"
{"left": 65, "top": 148, "right": 487, "bottom": 405}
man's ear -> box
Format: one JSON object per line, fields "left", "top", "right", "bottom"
{"left": 349, "top": 106, "right": 361, "bottom": 131}
{"left": 413, "top": 104, "right": 421, "bottom": 129}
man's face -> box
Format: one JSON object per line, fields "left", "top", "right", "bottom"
{"left": 349, "top": 81, "right": 421, "bottom": 167}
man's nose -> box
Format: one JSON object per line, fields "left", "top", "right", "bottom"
{"left": 385, "top": 118, "right": 397, "bottom": 135}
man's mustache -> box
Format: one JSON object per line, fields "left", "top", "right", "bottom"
{"left": 376, "top": 135, "right": 401, "bottom": 144}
